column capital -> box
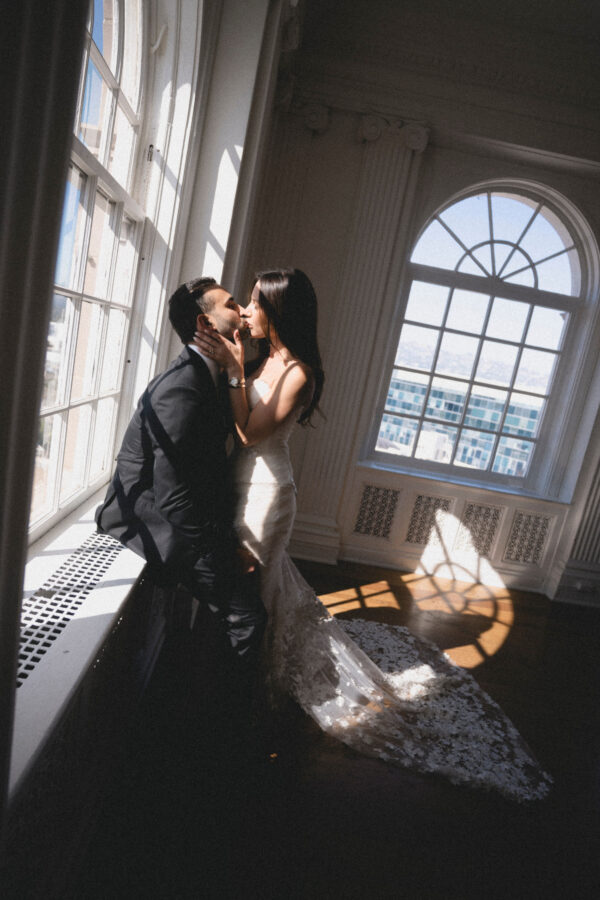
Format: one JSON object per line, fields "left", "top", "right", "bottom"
{"left": 402, "top": 123, "right": 429, "bottom": 152}
{"left": 302, "top": 103, "right": 331, "bottom": 134}
{"left": 357, "top": 115, "right": 429, "bottom": 152}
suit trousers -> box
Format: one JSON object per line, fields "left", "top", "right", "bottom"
{"left": 182, "top": 534, "right": 267, "bottom": 673}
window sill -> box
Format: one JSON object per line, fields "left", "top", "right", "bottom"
{"left": 359, "top": 458, "right": 571, "bottom": 507}
{"left": 10, "top": 491, "right": 146, "bottom": 800}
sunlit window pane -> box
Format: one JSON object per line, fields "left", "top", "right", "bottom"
{"left": 491, "top": 193, "right": 537, "bottom": 244}
{"left": 446, "top": 289, "right": 489, "bottom": 334}
{"left": 439, "top": 194, "right": 490, "bottom": 249}
{"left": 426, "top": 377, "right": 467, "bottom": 424}
{"left": 60, "top": 404, "right": 93, "bottom": 501}
{"left": 535, "top": 250, "right": 579, "bottom": 296}
{"left": 55, "top": 166, "right": 87, "bottom": 290}
{"left": 520, "top": 209, "right": 570, "bottom": 262}
{"left": 404, "top": 281, "right": 449, "bottom": 326}
{"left": 504, "top": 393, "right": 545, "bottom": 438}
{"left": 84, "top": 192, "right": 116, "bottom": 298}
{"left": 92, "top": 0, "right": 119, "bottom": 75}
{"left": 121, "top": 0, "right": 143, "bottom": 111}
{"left": 395, "top": 324, "right": 438, "bottom": 370}
{"left": 415, "top": 422, "right": 457, "bottom": 463}
{"left": 500, "top": 246, "right": 535, "bottom": 280}
{"left": 386, "top": 370, "right": 428, "bottom": 416}
{"left": 457, "top": 254, "right": 486, "bottom": 276}
{"left": 71, "top": 301, "right": 104, "bottom": 401}
{"left": 471, "top": 243, "right": 493, "bottom": 275}
{"left": 464, "top": 385, "right": 507, "bottom": 430}
{"left": 30, "top": 414, "right": 63, "bottom": 523}
{"left": 493, "top": 242, "right": 514, "bottom": 274}
{"left": 41, "top": 295, "right": 73, "bottom": 410}
{"left": 436, "top": 332, "right": 478, "bottom": 379}
{"left": 108, "top": 104, "right": 136, "bottom": 187}
{"left": 526, "top": 307, "right": 568, "bottom": 350}
{"left": 100, "top": 308, "right": 128, "bottom": 392}
{"left": 376, "top": 414, "right": 418, "bottom": 456}
{"left": 455, "top": 429, "right": 495, "bottom": 470}
{"left": 492, "top": 437, "right": 535, "bottom": 477}
{"left": 79, "top": 59, "right": 113, "bottom": 161}
{"left": 503, "top": 266, "right": 535, "bottom": 288}
{"left": 111, "top": 216, "right": 138, "bottom": 306}
{"left": 475, "top": 340, "right": 518, "bottom": 386}
{"left": 486, "top": 298, "right": 529, "bottom": 342}
{"left": 89, "top": 396, "right": 117, "bottom": 480}
{"left": 411, "top": 219, "right": 464, "bottom": 269}
{"left": 514, "top": 348, "right": 557, "bottom": 393}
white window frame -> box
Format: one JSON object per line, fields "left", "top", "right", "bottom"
{"left": 368, "top": 180, "right": 600, "bottom": 502}
{"left": 30, "top": 0, "right": 146, "bottom": 542}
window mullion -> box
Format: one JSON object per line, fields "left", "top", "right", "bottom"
{"left": 73, "top": 33, "right": 92, "bottom": 137}
{"left": 496, "top": 202, "right": 542, "bottom": 279}
{"left": 89, "top": 41, "right": 119, "bottom": 93}
{"left": 410, "top": 263, "right": 576, "bottom": 311}
{"left": 487, "top": 192, "right": 496, "bottom": 277}
{"left": 438, "top": 217, "right": 489, "bottom": 278}
{"left": 81, "top": 399, "right": 98, "bottom": 489}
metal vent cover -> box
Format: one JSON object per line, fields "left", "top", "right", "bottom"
{"left": 18, "top": 532, "right": 124, "bottom": 687}
{"left": 354, "top": 484, "right": 400, "bottom": 538}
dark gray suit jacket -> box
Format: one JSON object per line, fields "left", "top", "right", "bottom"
{"left": 96, "top": 346, "right": 235, "bottom": 584}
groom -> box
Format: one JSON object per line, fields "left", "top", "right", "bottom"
{"left": 96, "top": 277, "right": 267, "bottom": 684}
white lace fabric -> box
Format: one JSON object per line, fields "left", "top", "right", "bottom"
{"left": 234, "top": 380, "right": 552, "bottom": 802}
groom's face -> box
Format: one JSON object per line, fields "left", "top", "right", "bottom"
{"left": 203, "top": 288, "right": 242, "bottom": 338}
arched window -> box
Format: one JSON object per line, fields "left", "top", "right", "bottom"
{"left": 373, "top": 185, "right": 597, "bottom": 493}
{"left": 30, "top": 0, "right": 143, "bottom": 533}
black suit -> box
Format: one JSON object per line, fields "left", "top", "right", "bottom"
{"left": 96, "top": 346, "right": 266, "bottom": 668}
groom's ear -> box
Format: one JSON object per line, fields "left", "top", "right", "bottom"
{"left": 195, "top": 312, "right": 212, "bottom": 331}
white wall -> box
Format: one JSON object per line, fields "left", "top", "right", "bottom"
{"left": 242, "top": 0, "right": 600, "bottom": 600}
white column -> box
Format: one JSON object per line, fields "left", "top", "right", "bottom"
{"left": 291, "top": 117, "right": 429, "bottom": 562}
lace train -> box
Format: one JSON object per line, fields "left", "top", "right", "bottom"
{"left": 234, "top": 381, "right": 552, "bottom": 802}
{"left": 259, "top": 554, "right": 551, "bottom": 802}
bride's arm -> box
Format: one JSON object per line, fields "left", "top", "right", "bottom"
{"left": 193, "top": 326, "right": 310, "bottom": 446}
{"left": 230, "top": 362, "right": 309, "bottom": 446}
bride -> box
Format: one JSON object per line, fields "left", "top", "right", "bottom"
{"left": 194, "top": 267, "right": 551, "bottom": 802}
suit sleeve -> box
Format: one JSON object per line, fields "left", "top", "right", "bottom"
{"left": 142, "top": 373, "right": 230, "bottom": 550}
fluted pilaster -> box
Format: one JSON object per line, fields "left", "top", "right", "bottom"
{"left": 571, "top": 458, "right": 600, "bottom": 563}
{"left": 292, "top": 119, "right": 429, "bottom": 559}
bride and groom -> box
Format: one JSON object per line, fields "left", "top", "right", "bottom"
{"left": 97, "top": 269, "right": 551, "bottom": 802}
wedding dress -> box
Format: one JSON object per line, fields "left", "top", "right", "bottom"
{"left": 233, "top": 379, "right": 552, "bottom": 802}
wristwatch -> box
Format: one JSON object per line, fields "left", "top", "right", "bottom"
{"left": 228, "top": 376, "right": 246, "bottom": 388}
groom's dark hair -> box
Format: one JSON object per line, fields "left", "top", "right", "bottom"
{"left": 168, "top": 276, "right": 224, "bottom": 343}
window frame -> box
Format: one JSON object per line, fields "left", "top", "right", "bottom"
{"left": 368, "top": 181, "right": 600, "bottom": 500}
{"left": 29, "top": 0, "right": 146, "bottom": 542}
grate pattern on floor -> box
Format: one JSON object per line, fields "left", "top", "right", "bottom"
{"left": 18, "top": 532, "right": 124, "bottom": 687}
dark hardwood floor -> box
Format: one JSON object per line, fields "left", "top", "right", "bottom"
{"left": 71, "top": 560, "right": 600, "bottom": 899}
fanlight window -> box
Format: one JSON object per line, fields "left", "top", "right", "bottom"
{"left": 375, "top": 190, "right": 583, "bottom": 481}
{"left": 30, "top": 0, "right": 143, "bottom": 532}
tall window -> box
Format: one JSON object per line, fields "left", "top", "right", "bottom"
{"left": 30, "top": 0, "right": 143, "bottom": 533}
{"left": 374, "top": 187, "right": 588, "bottom": 488}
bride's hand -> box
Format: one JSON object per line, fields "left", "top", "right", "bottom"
{"left": 193, "top": 325, "right": 244, "bottom": 376}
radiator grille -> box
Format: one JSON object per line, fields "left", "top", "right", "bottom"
{"left": 18, "top": 532, "right": 124, "bottom": 687}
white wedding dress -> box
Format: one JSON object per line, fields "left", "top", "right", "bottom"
{"left": 233, "top": 379, "right": 552, "bottom": 802}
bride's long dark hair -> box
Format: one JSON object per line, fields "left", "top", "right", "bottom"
{"left": 246, "top": 268, "right": 324, "bottom": 425}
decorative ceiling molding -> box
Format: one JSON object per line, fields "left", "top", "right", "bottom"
{"left": 294, "top": 46, "right": 600, "bottom": 114}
